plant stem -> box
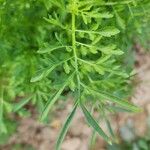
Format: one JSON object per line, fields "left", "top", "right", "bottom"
{"left": 72, "top": 1, "right": 81, "bottom": 101}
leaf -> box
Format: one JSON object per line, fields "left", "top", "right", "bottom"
{"left": 80, "top": 46, "right": 88, "bottom": 56}
{"left": 31, "top": 57, "right": 74, "bottom": 83}
{"left": 90, "top": 130, "right": 97, "bottom": 150}
{"left": 116, "top": 13, "right": 126, "bottom": 30}
{"left": 98, "top": 12, "right": 113, "bottom": 18}
{"left": 30, "top": 69, "right": 46, "bottom": 82}
{"left": 99, "top": 44, "right": 117, "bottom": 53}
{"left": 81, "top": 13, "right": 88, "bottom": 24}
{"left": 30, "top": 66, "right": 55, "bottom": 82}
{"left": 40, "top": 73, "right": 74, "bottom": 121}
{"left": 13, "top": 97, "right": 32, "bottom": 112}
{"left": 41, "top": 85, "right": 66, "bottom": 121}
{"left": 100, "top": 27, "right": 120, "bottom": 37}
{"left": 97, "top": 89, "right": 140, "bottom": 112}
{"left": 63, "top": 62, "right": 71, "bottom": 74}
{"left": 92, "top": 36, "right": 102, "bottom": 45}
{"left": 82, "top": 84, "right": 141, "bottom": 112}
{"left": 139, "top": 139, "right": 148, "bottom": 150}
{"left": 96, "top": 55, "right": 111, "bottom": 64}
{"left": 82, "top": 11, "right": 113, "bottom": 19}
{"left": 81, "top": 103, "right": 111, "bottom": 144}
{"left": 106, "top": 68, "right": 129, "bottom": 78}
{"left": 50, "top": 0, "right": 65, "bottom": 9}
{"left": 106, "top": 119, "right": 115, "bottom": 138}
{"left": 76, "top": 27, "right": 120, "bottom": 37}
{"left": 94, "top": 66, "right": 105, "bottom": 75}
{"left": 97, "top": 45, "right": 124, "bottom": 55}
{"left": 112, "top": 49, "right": 124, "bottom": 55}
{"left": 44, "top": 16, "right": 66, "bottom": 29}
{"left": 38, "top": 45, "right": 68, "bottom": 54}
{"left": 56, "top": 104, "right": 77, "bottom": 150}
{"left": 106, "top": 105, "right": 133, "bottom": 113}
{"left": 66, "top": 47, "right": 72, "bottom": 52}
{"left": 89, "top": 47, "right": 98, "bottom": 54}
{"left": 69, "top": 79, "right": 76, "bottom": 91}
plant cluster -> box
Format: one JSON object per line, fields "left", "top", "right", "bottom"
{"left": 0, "top": 0, "right": 149, "bottom": 149}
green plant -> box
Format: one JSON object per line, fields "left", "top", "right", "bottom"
{"left": 0, "top": 0, "right": 149, "bottom": 149}
{"left": 31, "top": 0, "right": 145, "bottom": 149}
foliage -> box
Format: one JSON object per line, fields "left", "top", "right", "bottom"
{"left": 0, "top": 0, "right": 149, "bottom": 149}
{"left": 108, "top": 135, "right": 150, "bottom": 150}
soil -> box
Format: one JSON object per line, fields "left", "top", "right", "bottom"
{"left": 0, "top": 48, "right": 150, "bottom": 150}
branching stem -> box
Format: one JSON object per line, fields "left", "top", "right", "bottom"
{"left": 72, "top": 1, "right": 81, "bottom": 101}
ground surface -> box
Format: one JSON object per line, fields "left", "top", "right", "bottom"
{"left": 0, "top": 48, "right": 150, "bottom": 150}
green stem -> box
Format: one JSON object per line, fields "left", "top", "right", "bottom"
{"left": 72, "top": 1, "right": 81, "bottom": 101}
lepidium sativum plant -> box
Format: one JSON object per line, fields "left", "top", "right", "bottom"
{"left": 31, "top": 0, "right": 147, "bottom": 149}
{"left": 0, "top": 0, "right": 149, "bottom": 149}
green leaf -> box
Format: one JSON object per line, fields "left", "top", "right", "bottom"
{"left": 106, "top": 105, "right": 132, "bottom": 113}
{"left": 97, "top": 44, "right": 124, "bottom": 55}
{"left": 30, "top": 66, "right": 55, "bottom": 82}
{"left": 38, "top": 45, "right": 69, "bottom": 54}
{"left": 98, "top": 44, "right": 116, "bottom": 53}
{"left": 13, "top": 97, "right": 32, "bottom": 112}
{"left": 69, "top": 79, "right": 76, "bottom": 91}
{"left": 100, "top": 27, "right": 120, "bottom": 37}
{"left": 41, "top": 85, "right": 66, "bottom": 121}
{"left": 63, "top": 62, "right": 71, "bottom": 74}
{"left": 30, "top": 69, "right": 46, "bottom": 82}
{"left": 40, "top": 73, "right": 75, "bottom": 121}
{"left": 106, "top": 119, "right": 115, "bottom": 138}
{"left": 82, "top": 84, "right": 141, "bottom": 112}
{"left": 81, "top": 103, "right": 112, "bottom": 144}
{"left": 98, "top": 90, "right": 141, "bottom": 112}
{"left": 81, "top": 13, "right": 88, "bottom": 24}
{"left": 83, "top": 12, "right": 113, "bottom": 19}
{"left": 115, "top": 13, "right": 126, "bottom": 30}
{"left": 89, "top": 46, "right": 98, "bottom": 54}
{"left": 112, "top": 49, "right": 124, "bottom": 55}
{"left": 89, "top": 130, "right": 97, "bottom": 150}
{"left": 44, "top": 16, "right": 66, "bottom": 29}
{"left": 76, "top": 27, "right": 120, "bottom": 37}
{"left": 80, "top": 46, "right": 88, "bottom": 56}
{"left": 56, "top": 104, "right": 77, "bottom": 150}
{"left": 139, "top": 139, "right": 148, "bottom": 150}
{"left": 31, "top": 57, "right": 73, "bottom": 83}
{"left": 94, "top": 66, "right": 105, "bottom": 75}
{"left": 98, "top": 12, "right": 113, "bottom": 18}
